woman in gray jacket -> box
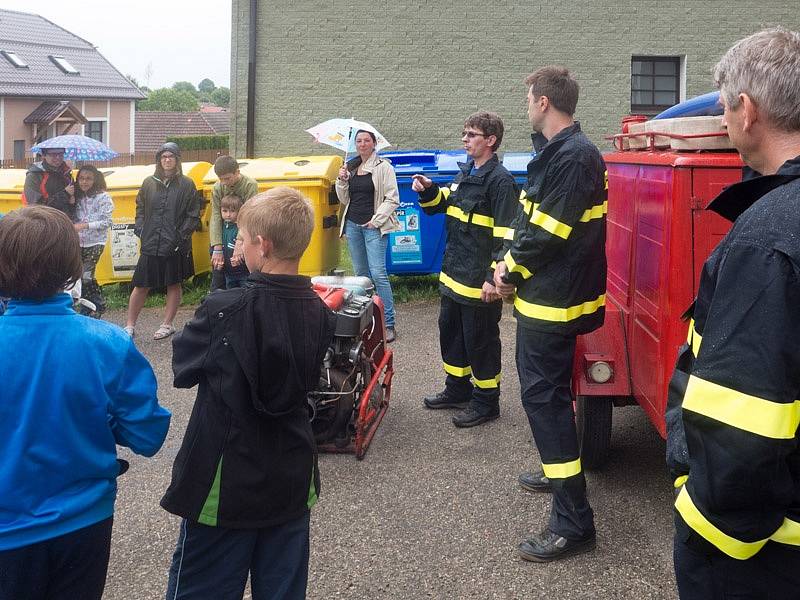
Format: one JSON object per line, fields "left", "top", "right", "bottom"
{"left": 335, "top": 130, "right": 400, "bottom": 341}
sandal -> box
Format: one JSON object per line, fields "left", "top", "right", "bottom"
{"left": 153, "top": 324, "right": 176, "bottom": 340}
{"left": 123, "top": 325, "right": 135, "bottom": 337}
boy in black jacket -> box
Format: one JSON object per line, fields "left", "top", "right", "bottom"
{"left": 162, "top": 187, "right": 334, "bottom": 600}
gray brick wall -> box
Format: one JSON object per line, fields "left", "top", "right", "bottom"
{"left": 230, "top": 1, "right": 798, "bottom": 157}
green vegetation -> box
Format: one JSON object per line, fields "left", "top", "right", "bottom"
{"left": 102, "top": 245, "right": 438, "bottom": 310}
{"left": 166, "top": 135, "right": 229, "bottom": 150}
{"left": 138, "top": 88, "right": 199, "bottom": 112}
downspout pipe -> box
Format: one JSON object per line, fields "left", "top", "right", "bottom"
{"left": 246, "top": 0, "right": 257, "bottom": 158}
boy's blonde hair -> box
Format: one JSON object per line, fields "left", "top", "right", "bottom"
{"left": 238, "top": 187, "right": 314, "bottom": 260}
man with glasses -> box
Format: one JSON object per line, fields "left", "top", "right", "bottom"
{"left": 495, "top": 66, "right": 607, "bottom": 562}
{"left": 23, "top": 147, "right": 76, "bottom": 221}
{"left": 412, "top": 112, "right": 518, "bottom": 428}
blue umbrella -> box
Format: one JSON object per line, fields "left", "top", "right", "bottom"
{"left": 31, "top": 134, "right": 119, "bottom": 161}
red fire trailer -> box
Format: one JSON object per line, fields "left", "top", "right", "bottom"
{"left": 573, "top": 145, "right": 744, "bottom": 468}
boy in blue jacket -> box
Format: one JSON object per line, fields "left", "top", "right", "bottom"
{"left": 0, "top": 206, "right": 171, "bottom": 600}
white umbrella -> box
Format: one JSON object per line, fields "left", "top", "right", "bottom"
{"left": 306, "top": 118, "right": 390, "bottom": 161}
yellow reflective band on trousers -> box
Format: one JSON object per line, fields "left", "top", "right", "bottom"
{"left": 682, "top": 375, "right": 800, "bottom": 439}
{"left": 503, "top": 250, "right": 533, "bottom": 279}
{"left": 687, "top": 319, "right": 702, "bottom": 357}
{"left": 771, "top": 518, "right": 800, "bottom": 547}
{"left": 541, "top": 458, "right": 582, "bottom": 479}
{"left": 529, "top": 207, "right": 572, "bottom": 239}
{"left": 439, "top": 272, "right": 483, "bottom": 300}
{"left": 473, "top": 373, "right": 501, "bottom": 389}
{"left": 444, "top": 362, "right": 472, "bottom": 377}
{"left": 514, "top": 294, "right": 605, "bottom": 322}
{"left": 675, "top": 486, "right": 768, "bottom": 560}
{"left": 578, "top": 200, "right": 607, "bottom": 223}
{"left": 419, "top": 186, "right": 450, "bottom": 208}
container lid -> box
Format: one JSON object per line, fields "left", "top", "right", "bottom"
{"left": 0, "top": 169, "right": 28, "bottom": 190}
{"left": 502, "top": 152, "right": 534, "bottom": 174}
{"left": 379, "top": 150, "right": 438, "bottom": 173}
{"left": 203, "top": 156, "right": 342, "bottom": 185}
{"left": 104, "top": 161, "right": 211, "bottom": 189}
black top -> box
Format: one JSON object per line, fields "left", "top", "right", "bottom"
{"left": 346, "top": 172, "right": 375, "bottom": 225}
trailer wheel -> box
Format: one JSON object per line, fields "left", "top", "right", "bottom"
{"left": 575, "top": 395, "right": 613, "bottom": 470}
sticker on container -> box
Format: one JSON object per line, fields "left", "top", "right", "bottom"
{"left": 110, "top": 223, "right": 140, "bottom": 276}
{"left": 390, "top": 205, "right": 422, "bottom": 264}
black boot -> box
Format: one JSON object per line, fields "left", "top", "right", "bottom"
{"left": 423, "top": 390, "right": 469, "bottom": 410}
{"left": 452, "top": 406, "right": 499, "bottom": 428}
{"left": 518, "top": 529, "right": 596, "bottom": 562}
{"left": 519, "top": 470, "right": 552, "bottom": 493}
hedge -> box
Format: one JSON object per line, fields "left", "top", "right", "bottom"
{"left": 166, "top": 134, "right": 229, "bottom": 150}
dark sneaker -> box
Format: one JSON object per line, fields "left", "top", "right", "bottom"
{"left": 452, "top": 406, "right": 500, "bottom": 428}
{"left": 423, "top": 390, "right": 469, "bottom": 410}
{"left": 519, "top": 470, "right": 552, "bottom": 493}
{"left": 385, "top": 327, "right": 396, "bottom": 343}
{"left": 518, "top": 529, "right": 596, "bottom": 563}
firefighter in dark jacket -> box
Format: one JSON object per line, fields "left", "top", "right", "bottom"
{"left": 22, "top": 147, "right": 75, "bottom": 221}
{"left": 124, "top": 142, "right": 201, "bottom": 340}
{"left": 412, "top": 112, "right": 518, "bottom": 428}
{"left": 162, "top": 188, "right": 335, "bottom": 599}
{"left": 665, "top": 29, "right": 800, "bottom": 599}
{"left": 495, "top": 66, "right": 606, "bottom": 562}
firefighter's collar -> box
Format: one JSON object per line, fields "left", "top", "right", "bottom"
{"left": 457, "top": 153, "right": 499, "bottom": 179}
{"left": 529, "top": 122, "right": 582, "bottom": 157}
{"left": 708, "top": 156, "right": 800, "bottom": 222}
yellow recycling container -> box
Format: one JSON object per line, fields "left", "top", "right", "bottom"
{"left": 0, "top": 169, "right": 27, "bottom": 215}
{"left": 202, "top": 155, "right": 343, "bottom": 277}
{"left": 96, "top": 161, "right": 213, "bottom": 285}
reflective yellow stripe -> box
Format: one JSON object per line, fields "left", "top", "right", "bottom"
{"left": 503, "top": 250, "right": 533, "bottom": 280}
{"left": 529, "top": 208, "right": 572, "bottom": 239}
{"left": 419, "top": 187, "right": 450, "bottom": 208}
{"left": 772, "top": 518, "right": 800, "bottom": 546}
{"left": 445, "top": 206, "right": 494, "bottom": 230}
{"left": 683, "top": 375, "right": 800, "bottom": 439}
{"left": 514, "top": 294, "right": 605, "bottom": 322}
{"left": 675, "top": 486, "right": 767, "bottom": 559}
{"left": 439, "top": 272, "right": 483, "bottom": 300}
{"left": 493, "top": 226, "right": 512, "bottom": 239}
{"left": 578, "top": 200, "right": 607, "bottom": 223}
{"left": 519, "top": 190, "right": 534, "bottom": 215}
{"left": 674, "top": 475, "right": 688, "bottom": 489}
{"left": 541, "top": 458, "right": 582, "bottom": 479}
{"left": 473, "top": 374, "right": 501, "bottom": 389}
{"left": 446, "top": 205, "right": 469, "bottom": 222}
{"left": 443, "top": 362, "right": 472, "bottom": 377}
{"left": 490, "top": 261, "right": 497, "bottom": 269}
{"left": 687, "top": 319, "right": 702, "bottom": 357}
{"left": 471, "top": 213, "right": 494, "bottom": 229}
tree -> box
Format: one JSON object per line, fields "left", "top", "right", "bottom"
{"left": 172, "top": 81, "right": 198, "bottom": 97}
{"left": 198, "top": 78, "right": 216, "bottom": 94}
{"left": 210, "top": 87, "right": 230, "bottom": 108}
{"left": 138, "top": 88, "right": 199, "bottom": 112}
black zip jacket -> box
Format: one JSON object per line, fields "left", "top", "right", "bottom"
{"left": 161, "top": 273, "right": 335, "bottom": 528}
{"left": 503, "top": 122, "right": 607, "bottom": 335}
{"left": 417, "top": 154, "right": 518, "bottom": 305}
{"left": 667, "top": 157, "right": 800, "bottom": 559}
{"left": 22, "top": 161, "right": 75, "bottom": 221}
{"left": 135, "top": 171, "right": 201, "bottom": 257}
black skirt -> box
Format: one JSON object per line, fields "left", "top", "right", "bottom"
{"left": 131, "top": 251, "right": 194, "bottom": 288}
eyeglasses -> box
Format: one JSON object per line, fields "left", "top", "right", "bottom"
{"left": 462, "top": 131, "right": 486, "bottom": 138}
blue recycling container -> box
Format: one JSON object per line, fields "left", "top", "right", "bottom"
{"left": 380, "top": 150, "right": 461, "bottom": 275}
{"left": 502, "top": 152, "right": 534, "bottom": 187}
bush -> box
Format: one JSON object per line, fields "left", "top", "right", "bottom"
{"left": 166, "top": 134, "right": 229, "bottom": 150}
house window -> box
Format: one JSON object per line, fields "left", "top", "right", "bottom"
{"left": 49, "top": 55, "right": 79, "bottom": 75}
{"left": 631, "top": 56, "right": 681, "bottom": 113}
{"left": 1, "top": 50, "right": 28, "bottom": 68}
{"left": 13, "top": 140, "right": 25, "bottom": 162}
{"left": 86, "top": 121, "right": 105, "bottom": 143}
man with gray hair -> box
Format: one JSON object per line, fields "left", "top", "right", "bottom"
{"left": 666, "top": 28, "right": 800, "bottom": 598}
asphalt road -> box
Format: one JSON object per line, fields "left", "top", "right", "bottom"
{"left": 104, "top": 300, "right": 677, "bottom": 600}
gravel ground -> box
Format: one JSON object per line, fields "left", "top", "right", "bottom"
{"left": 103, "top": 300, "right": 677, "bottom": 600}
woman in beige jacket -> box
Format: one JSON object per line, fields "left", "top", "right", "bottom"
{"left": 335, "top": 130, "right": 400, "bottom": 341}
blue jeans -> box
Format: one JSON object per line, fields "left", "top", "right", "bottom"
{"left": 165, "top": 512, "right": 310, "bottom": 600}
{"left": 344, "top": 220, "right": 395, "bottom": 328}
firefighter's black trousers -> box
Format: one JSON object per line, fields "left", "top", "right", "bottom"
{"left": 516, "top": 325, "right": 595, "bottom": 540}
{"left": 439, "top": 295, "right": 502, "bottom": 414}
{"left": 674, "top": 522, "right": 800, "bottom": 599}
